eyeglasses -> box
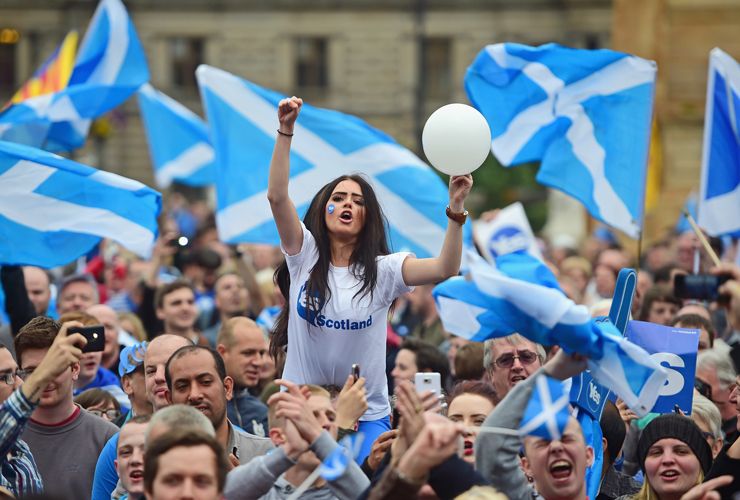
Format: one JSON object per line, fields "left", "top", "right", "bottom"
{"left": 0, "top": 372, "right": 19, "bottom": 385}
{"left": 494, "top": 350, "right": 539, "bottom": 369}
{"left": 88, "top": 409, "right": 121, "bottom": 420}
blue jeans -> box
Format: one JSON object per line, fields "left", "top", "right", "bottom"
{"left": 356, "top": 415, "right": 392, "bottom": 464}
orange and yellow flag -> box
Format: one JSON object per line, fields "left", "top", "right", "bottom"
{"left": 8, "top": 31, "right": 78, "bottom": 105}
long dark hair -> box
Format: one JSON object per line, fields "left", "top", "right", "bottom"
{"left": 269, "top": 175, "right": 391, "bottom": 362}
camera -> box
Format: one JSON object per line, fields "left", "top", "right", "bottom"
{"left": 674, "top": 274, "right": 730, "bottom": 303}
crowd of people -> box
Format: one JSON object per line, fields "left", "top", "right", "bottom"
{"left": 0, "top": 97, "right": 739, "bottom": 500}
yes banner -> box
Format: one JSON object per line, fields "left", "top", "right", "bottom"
{"left": 473, "top": 202, "right": 542, "bottom": 263}
{"left": 625, "top": 321, "right": 700, "bottom": 414}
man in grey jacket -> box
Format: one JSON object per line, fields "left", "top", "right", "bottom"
{"left": 476, "top": 350, "right": 593, "bottom": 500}
{"left": 224, "top": 380, "right": 369, "bottom": 500}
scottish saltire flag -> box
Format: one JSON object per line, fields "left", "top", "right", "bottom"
{"left": 698, "top": 48, "right": 740, "bottom": 237}
{"left": 519, "top": 375, "right": 570, "bottom": 440}
{"left": 137, "top": 84, "right": 215, "bottom": 188}
{"left": 318, "top": 433, "right": 364, "bottom": 481}
{"left": 0, "top": 0, "right": 149, "bottom": 152}
{"left": 0, "top": 140, "right": 161, "bottom": 268}
{"left": 465, "top": 43, "right": 656, "bottom": 238}
{"left": 433, "top": 252, "right": 667, "bottom": 415}
{"left": 197, "top": 65, "right": 462, "bottom": 258}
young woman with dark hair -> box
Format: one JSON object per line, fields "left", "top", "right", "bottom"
{"left": 267, "top": 96, "right": 472, "bottom": 460}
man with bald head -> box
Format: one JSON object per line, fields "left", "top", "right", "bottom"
{"left": 216, "top": 317, "right": 269, "bottom": 436}
{"left": 478, "top": 350, "right": 594, "bottom": 500}
{"left": 91, "top": 334, "right": 191, "bottom": 500}
{"left": 0, "top": 266, "right": 52, "bottom": 356}
{"left": 22, "top": 267, "right": 51, "bottom": 315}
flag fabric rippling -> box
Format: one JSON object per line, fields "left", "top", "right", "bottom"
{"left": 137, "top": 83, "right": 215, "bottom": 188}
{"left": 196, "top": 64, "right": 464, "bottom": 258}
{"left": 697, "top": 48, "right": 740, "bottom": 237}
{"left": 0, "top": 140, "right": 161, "bottom": 268}
{"left": 0, "top": 0, "right": 149, "bottom": 151}
{"left": 465, "top": 43, "right": 656, "bottom": 238}
{"left": 433, "top": 251, "right": 666, "bottom": 415}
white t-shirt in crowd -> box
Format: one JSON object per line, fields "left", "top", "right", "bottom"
{"left": 282, "top": 223, "right": 413, "bottom": 420}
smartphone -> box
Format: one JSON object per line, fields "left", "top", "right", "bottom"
{"left": 68, "top": 325, "right": 105, "bottom": 353}
{"left": 351, "top": 364, "right": 360, "bottom": 382}
{"left": 674, "top": 274, "right": 730, "bottom": 302}
{"left": 167, "top": 236, "right": 189, "bottom": 248}
{"left": 415, "top": 372, "right": 441, "bottom": 396}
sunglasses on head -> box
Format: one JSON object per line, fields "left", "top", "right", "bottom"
{"left": 694, "top": 378, "right": 712, "bottom": 401}
{"left": 494, "top": 350, "right": 538, "bottom": 369}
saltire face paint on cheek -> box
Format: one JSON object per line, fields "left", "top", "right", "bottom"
{"left": 327, "top": 204, "right": 335, "bottom": 214}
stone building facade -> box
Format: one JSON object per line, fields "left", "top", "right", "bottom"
{"left": 1, "top": 0, "right": 611, "bottom": 187}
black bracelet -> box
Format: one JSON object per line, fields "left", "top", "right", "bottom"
{"left": 277, "top": 129, "right": 294, "bottom": 137}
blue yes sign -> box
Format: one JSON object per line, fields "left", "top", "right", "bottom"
{"left": 625, "top": 320, "right": 700, "bottom": 414}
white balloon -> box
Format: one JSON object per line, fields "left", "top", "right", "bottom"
{"left": 422, "top": 103, "right": 492, "bottom": 176}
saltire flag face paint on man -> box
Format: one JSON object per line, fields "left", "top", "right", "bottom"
{"left": 0, "top": 140, "right": 161, "bottom": 268}
{"left": 196, "top": 64, "right": 471, "bottom": 258}
{"left": 433, "top": 251, "right": 667, "bottom": 415}
{"left": 465, "top": 43, "right": 656, "bottom": 238}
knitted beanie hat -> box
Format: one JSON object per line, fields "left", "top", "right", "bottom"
{"left": 637, "top": 414, "right": 713, "bottom": 475}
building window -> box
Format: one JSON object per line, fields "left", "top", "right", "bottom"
{"left": 170, "top": 37, "right": 204, "bottom": 90}
{"left": 295, "top": 37, "right": 328, "bottom": 91}
{"left": 0, "top": 44, "right": 16, "bottom": 99}
{"left": 423, "top": 38, "right": 451, "bottom": 100}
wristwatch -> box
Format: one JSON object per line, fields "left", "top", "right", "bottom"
{"left": 445, "top": 205, "right": 468, "bottom": 225}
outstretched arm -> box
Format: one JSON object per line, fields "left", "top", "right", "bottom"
{"left": 401, "top": 174, "right": 473, "bottom": 286}
{"left": 267, "top": 96, "right": 304, "bottom": 256}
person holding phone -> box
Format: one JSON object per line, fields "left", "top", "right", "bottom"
{"left": 267, "top": 96, "right": 472, "bottom": 461}
{"left": 14, "top": 317, "right": 119, "bottom": 500}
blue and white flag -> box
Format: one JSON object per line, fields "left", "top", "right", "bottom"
{"left": 196, "top": 65, "right": 459, "bottom": 258}
{"left": 465, "top": 43, "right": 656, "bottom": 238}
{"left": 473, "top": 202, "right": 542, "bottom": 263}
{"left": 698, "top": 48, "right": 740, "bottom": 237}
{"left": 520, "top": 375, "right": 571, "bottom": 440}
{"left": 626, "top": 320, "right": 700, "bottom": 414}
{"left": 433, "top": 252, "right": 667, "bottom": 415}
{"left": 0, "top": 0, "right": 149, "bottom": 151}
{"left": 318, "top": 433, "right": 364, "bottom": 481}
{"left": 0, "top": 140, "right": 161, "bottom": 268}
{"left": 137, "top": 84, "right": 215, "bottom": 188}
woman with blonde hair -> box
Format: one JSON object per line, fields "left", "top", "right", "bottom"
{"left": 619, "top": 414, "right": 713, "bottom": 500}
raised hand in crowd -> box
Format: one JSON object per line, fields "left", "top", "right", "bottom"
{"left": 542, "top": 348, "right": 588, "bottom": 381}
{"left": 277, "top": 96, "right": 303, "bottom": 135}
{"left": 714, "top": 262, "right": 740, "bottom": 330}
{"left": 269, "top": 379, "right": 323, "bottom": 445}
{"left": 335, "top": 374, "right": 368, "bottom": 430}
{"left": 395, "top": 414, "right": 465, "bottom": 484}
{"left": 616, "top": 398, "right": 639, "bottom": 432}
{"left": 367, "top": 430, "right": 397, "bottom": 472}
{"left": 145, "top": 231, "right": 179, "bottom": 288}
{"left": 679, "top": 475, "right": 732, "bottom": 500}
{"left": 390, "top": 380, "right": 436, "bottom": 466}
{"left": 21, "top": 321, "right": 87, "bottom": 403}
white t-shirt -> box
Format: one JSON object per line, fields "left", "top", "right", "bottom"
{"left": 282, "top": 223, "right": 413, "bottom": 420}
